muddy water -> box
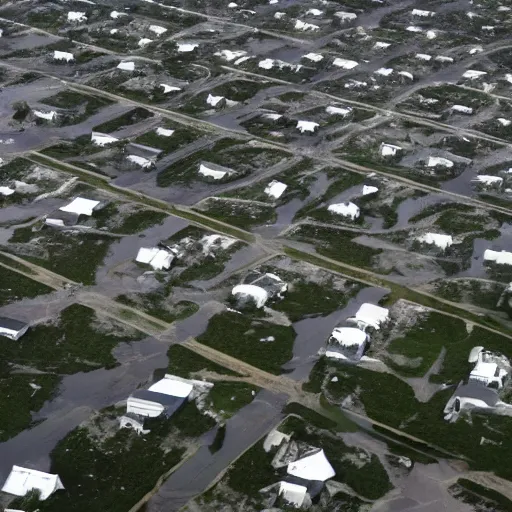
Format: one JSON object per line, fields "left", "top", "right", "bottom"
{"left": 394, "top": 193, "right": 451, "bottom": 229}
{"left": 283, "top": 286, "right": 389, "bottom": 380}
{"left": 146, "top": 389, "right": 287, "bottom": 512}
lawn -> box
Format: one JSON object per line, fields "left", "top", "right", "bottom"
{"left": 167, "top": 345, "right": 239, "bottom": 378}
{"left": 195, "top": 200, "right": 276, "bottom": 229}
{"left": 197, "top": 311, "right": 296, "bottom": 374}
{"left": 93, "top": 107, "right": 153, "bottom": 134}
{"left": 207, "top": 382, "right": 259, "bottom": 420}
{"left": 0, "top": 266, "right": 52, "bottom": 306}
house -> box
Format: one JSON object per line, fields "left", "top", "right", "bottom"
{"left": 136, "top": 246, "right": 175, "bottom": 270}
{"left": 2, "top": 466, "right": 64, "bottom": 500}
{"left": 416, "top": 233, "right": 453, "bottom": 250}
{"left": 427, "top": 156, "right": 454, "bottom": 168}
{"left": 380, "top": 143, "right": 401, "bottom": 157}
{"left": 443, "top": 382, "right": 500, "bottom": 422}
{"left": 264, "top": 180, "right": 287, "bottom": 199}
{"left": 287, "top": 449, "right": 335, "bottom": 481}
{"left": 327, "top": 202, "right": 360, "bottom": 220}
{"left": 120, "top": 375, "right": 194, "bottom": 434}
{"left": 232, "top": 271, "right": 287, "bottom": 309}
{"left": 126, "top": 143, "right": 162, "bottom": 169}
{"left": 0, "top": 317, "right": 29, "bottom": 340}
{"left": 198, "top": 162, "right": 237, "bottom": 181}
{"left": 46, "top": 197, "right": 101, "bottom": 228}
{"left": 296, "top": 121, "right": 319, "bottom": 134}
{"left": 484, "top": 249, "right": 512, "bottom": 266}
{"left": 353, "top": 303, "right": 389, "bottom": 330}
{"left": 278, "top": 481, "right": 309, "bottom": 508}
{"left": 468, "top": 348, "right": 509, "bottom": 389}
{"left": 326, "top": 326, "right": 368, "bottom": 361}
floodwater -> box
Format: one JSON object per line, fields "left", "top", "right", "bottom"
{"left": 283, "top": 286, "right": 389, "bottom": 380}
{"left": 146, "top": 389, "right": 287, "bottom": 512}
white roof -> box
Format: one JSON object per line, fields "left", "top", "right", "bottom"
{"left": 436, "top": 55, "right": 454, "bottom": 63}
{"left": 303, "top": 52, "right": 324, "bottom": 62}
{"left": 54, "top": 50, "right": 74, "bottom": 62}
{"left": 110, "top": 28, "right": 119, "bottom": 34}
{"left": 328, "top": 202, "right": 360, "bottom": 219}
{"left": 287, "top": 449, "right": 335, "bottom": 481}
{"left": 274, "top": 11, "right": 285, "bottom": 18}
{"left": 262, "top": 113, "right": 282, "bottom": 120}
{"left": 279, "top": 481, "right": 308, "bottom": 507}
{"left": 59, "top": 197, "right": 100, "bottom": 216}
{"left": 306, "top": 8, "right": 323, "bottom": 15}
{"left": 362, "top": 185, "right": 378, "bottom": 195}
{"left": 263, "top": 429, "right": 291, "bottom": 452}
{"left": 177, "top": 43, "right": 198, "bottom": 52}
{"left": 259, "top": 58, "right": 274, "bottom": 69}
{"left": 375, "top": 67, "right": 393, "bottom": 76}
{"left": 0, "top": 186, "right": 15, "bottom": 196}
{"left": 198, "top": 163, "right": 226, "bottom": 180}
{"left": 149, "top": 376, "right": 193, "bottom": 398}
{"left": 91, "top": 132, "right": 118, "bottom": 146}
{"left": 156, "top": 127, "right": 175, "bottom": 137}
{"left": 207, "top": 94, "right": 224, "bottom": 107}
{"left": 472, "top": 175, "right": 503, "bottom": 186}
{"left": 484, "top": 249, "right": 512, "bottom": 265}
{"left": 412, "top": 8, "right": 434, "bottom": 16}
{"left": 160, "top": 84, "right": 181, "bottom": 93}
{"left": 406, "top": 25, "right": 423, "bottom": 32}
{"left": 374, "top": 41, "right": 391, "bottom": 49}
{"left": 331, "top": 327, "right": 367, "bottom": 347}
{"left": 117, "top": 61, "right": 135, "bottom": 71}
{"left": 498, "top": 118, "right": 511, "bottom": 126}
{"left": 469, "top": 346, "right": 484, "bottom": 363}
{"left": 138, "top": 38, "right": 153, "bottom": 47}
{"left": 398, "top": 71, "right": 414, "bottom": 80}
{"left": 426, "top": 30, "right": 437, "bottom": 39}
{"left": 470, "top": 361, "right": 498, "bottom": 381}
{"left": 427, "top": 156, "right": 453, "bottom": 168}
{"left": 67, "top": 11, "right": 87, "bottom": 22}
{"left": 110, "top": 10, "right": 125, "bottom": 18}
{"left": 33, "top": 110, "right": 56, "bottom": 121}
{"left": 2, "top": 466, "right": 64, "bottom": 500}
{"left": 136, "top": 247, "right": 174, "bottom": 270}
{"left": 199, "top": 234, "right": 236, "bottom": 254}
{"left": 294, "top": 20, "right": 320, "bottom": 31}
{"left": 463, "top": 70, "right": 487, "bottom": 79}
{"left": 415, "top": 53, "right": 432, "bottom": 61}
{"left": 335, "top": 11, "right": 357, "bottom": 20}
{"left": 264, "top": 180, "right": 287, "bottom": 199}
{"left": 232, "top": 284, "right": 269, "bottom": 308}
{"left": 296, "top": 121, "right": 319, "bottom": 133}
{"left": 417, "top": 233, "right": 453, "bottom": 250}
{"left": 451, "top": 105, "right": 473, "bottom": 114}
{"left": 149, "top": 25, "right": 167, "bottom": 36}
{"left": 214, "top": 49, "right": 247, "bottom": 62}
{"left": 333, "top": 57, "right": 358, "bottom": 69}
{"left": 355, "top": 303, "right": 389, "bottom": 329}
{"left": 127, "top": 155, "right": 152, "bottom": 168}
{"left": 380, "top": 143, "right": 401, "bottom": 156}
{"left": 326, "top": 350, "right": 348, "bottom": 360}
{"left": 326, "top": 105, "right": 352, "bottom": 116}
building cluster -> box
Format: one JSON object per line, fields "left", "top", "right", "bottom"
{"left": 325, "top": 303, "right": 389, "bottom": 362}
{"left": 259, "top": 429, "right": 336, "bottom": 509}
{"left": 444, "top": 346, "right": 512, "bottom": 422}
{"left": 231, "top": 271, "right": 287, "bottom": 309}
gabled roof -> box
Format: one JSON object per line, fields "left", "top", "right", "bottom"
{"left": 2, "top": 466, "right": 64, "bottom": 500}
{"left": 287, "top": 449, "right": 335, "bottom": 482}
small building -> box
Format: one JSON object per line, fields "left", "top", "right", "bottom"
{"left": 0, "top": 317, "right": 29, "bottom": 340}
{"left": 287, "top": 449, "right": 335, "bottom": 481}
{"left": 353, "top": 303, "right": 389, "bottom": 330}
{"left": 469, "top": 348, "right": 509, "bottom": 389}
{"left": 198, "top": 162, "right": 237, "bottom": 181}
{"left": 232, "top": 272, "right": 287, "bottom": 309}
{"left": 46, "top": 197, "right": 101, "bottom": 228}
{"left": 380, "top": 143, "right": 401, "bottom": 157}
{"left": 2, "top": 466, "right": 64, "bottom": 500}
{"left": 45, "top": 210, "right": 79, "bottom": 228}
{"left": 326, "top": 326, "right": 368, "bottom": 361}
{"left": 136, "top": 246, "right": 175, "bottom": 270}
{"left": 278, "top": 481, "right": 308, "bottom": 508}
{"left": 484, "top": 249, "right": 512, "bottom": 266}
{"left": 121, "top": 375, "right": 194, "bottom": 434}
{"left": 327, "top": 202, "right": 360, "bottom": 220}
{"left": 416, "top": 233, "right": 453, "bottom": 250}
{"left": 264, "top": 180, "right": 287, "bottom": 199}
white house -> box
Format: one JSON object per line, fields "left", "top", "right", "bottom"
{"left": 54, "top": 51, "right": 74, "bottom": 62}
{"left": 354, "top": 303, "right": 389, "bottom": 330}
{"left": 59, "top": 197, "right": 100, "bottom": 216}
{"left": 296, "top": 121, "right": 319, "bottom": 133}
{"left": 332, "top": 58, "right": 358, "bottom": 69}
{"left": 91, "top": 132, "right": 119, "bottom": 146}
{"left": 117, "top": 61, "right": 135, "bottom": 71}
{"left": 231, "top": 284, "right": 269, "bottom": 308}
{"left": 380, "top": 143, "right": 401, "bottom": 157}
{"left": 0, "top": 317, "right": 29, "bottom": 340}
{"left": 326, "top": 327, "right": 368, "bottom": 361}
{"left": 2, "top": 466, "right": 64, "bottom": 500}
{"left": 264, "top": 180, "right": 287, "bottom": 199}
{"left": 427, "top": 156, "right": 454, "bottom": 168}
{"left": 136, "top": 247, "right": 175, "bottom": 270}
{"left": 232, "top": 272, "right": 287, "bottom": 309}
{"left": 462, "top": 70, "right": 487, "bottom": 79}
{"left": 472, "top": 175, "right": 503, "bottom": 187}
{"left": 327, "top": 202, "right": 360, "bottom": 220}
{"left": 416, "top": 233, "right": 453, "bottom": 250}
{"left": 287, "top": 449, "right": 335, "bottom": 481}
{"left": 278, "top": 481, "right": 308, "bottom": 508}
{"left": 469, "top": 348, "right": 509, "bottom": 388}
{"left": 451, "top": 105, "right": 473, "bottom": 114}
{"left": 484, "top": 249, "right": 512, "bottom": 265}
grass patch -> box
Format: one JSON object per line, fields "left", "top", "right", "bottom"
{"left": 93, "top": 107, "right": 153, "bottom": 133}
{"left": 274, "top": 280, "right": 360, "bottom": 322}
{"left": 386, "top": 312, "right": 467, "bottom": 378}
{"left": 115, "top": 209, "right": 167, "bottom": 234}
{"left": 28, "top": 423, "right": 185, "bottom": 512}
{"left": 1, "top": 304, "right": 142, "bottom": 375}
{"left": 134, "top": 124, "right": 203, "bottom": 155}
{"left": 9, "top": 228, "right": 115, "bottom": 285}
{"left": 167, "top": 345, "right": 239, "bottom": 378}
{"left": 0, "top": 265, "right": 52, "bottom": 306}
{"left": 451, "top": 479, "right": 512, "bottom": 511}
{"left": 197, "top": 311, "right": 296, "bottom": 374}
{"left": 207, "top": 381, "right": 259, "bottom": 419}
{"left": 283, "top": 402, "right": 336, "bottom": 430}
{"left": 169, "top": 400, "right": 216, "bottom": 437}
{"left": 289, "top": 225, "right": 382, "bottom": 269}
{"left": 195, "top": 200, "right": 276, "bottom": 229}
{"left": 0, "top": 373, "right": 60, "bottom": 443}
